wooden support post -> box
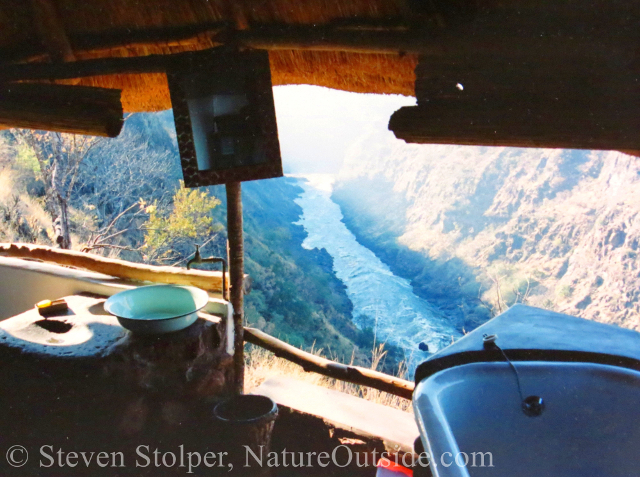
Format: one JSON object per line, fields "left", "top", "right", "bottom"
{"left": 226, "top": 182, "right": 244, "bottom": 395}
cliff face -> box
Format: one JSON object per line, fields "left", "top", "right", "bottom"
{"left": 333, "top": 128, "right": 640, "bottom": 332}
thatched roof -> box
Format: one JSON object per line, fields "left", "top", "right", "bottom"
{"left": 0, "top": 0, "right": 419, "bottom": 112}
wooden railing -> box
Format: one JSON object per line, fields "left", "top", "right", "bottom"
{"left": 0, "top": 243, "right": 230, "bottom": 294}
{"left": 244, "top": 327, "right": 415, "bottom": 399}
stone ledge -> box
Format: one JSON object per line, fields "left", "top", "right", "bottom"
{"left": 253, "top": 375, "right": 418, "bottom": 455}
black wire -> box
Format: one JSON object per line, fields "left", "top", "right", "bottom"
{"left": 495, "top": 343, "right": 525, "bottom": 403}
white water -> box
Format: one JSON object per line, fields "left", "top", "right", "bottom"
{"left": 294, "top": 175, "right": 461, "bottom": 372}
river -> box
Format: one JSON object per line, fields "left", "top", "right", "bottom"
{"left": 293, "top": 175, "right": 461, "bottom": 373}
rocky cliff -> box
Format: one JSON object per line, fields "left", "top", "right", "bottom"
{"left": 333, "top": 128, "right": 640, "bottom": 332}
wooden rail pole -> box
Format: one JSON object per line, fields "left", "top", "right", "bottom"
{"left": 226, "top": 182, "right": 244, "bottom": 394}
{"left": 244, "top": 327, "right": 415, "bottom": 399}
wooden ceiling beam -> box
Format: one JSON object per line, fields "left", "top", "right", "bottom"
{"left": 71, "top": 22, "right": 228, "bottom": 54}
{"left": 0, "top": 23, "right": 224, "bottom": 65}
{"left": 0, "top": 54, "right": 169, "bottom": 82}
{"left": 217, "top": 25, "right": 632, "bottom": 61}
{"left": 0, "top": 83, "right": 123, "bottom": 137}
{"left": 388, "top": 98, "right": 640, "bottom": 151}
{"left": 213, "top": 25, "right": 436, "bottom": 55}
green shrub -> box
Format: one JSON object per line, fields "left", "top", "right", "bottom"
{"left": 556, "top": 284, "right": 572, "bottom": 298}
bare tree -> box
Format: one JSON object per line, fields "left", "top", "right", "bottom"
{"left": 71, "top": 125, "right": 180, "bottom": 257}
{"left": 479, "top": 273, "right": 532, "bottom": 317}
{"left": 80, "top": 202, "right": 145, "bottom": 254}
{"left": 11, "top": 130, "right": 104, "bottom": 248}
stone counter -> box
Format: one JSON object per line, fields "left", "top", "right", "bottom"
{"left": 0, "top": 294, "right": 235, "bottom": 475}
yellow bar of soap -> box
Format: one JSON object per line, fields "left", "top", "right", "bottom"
{"left": 35, "top": 298, "right": 68, "bottom": 316}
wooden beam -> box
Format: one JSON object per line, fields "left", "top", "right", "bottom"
{"left": 1, "top": 20, "right": 415, "bottom": 64}
{"left": 0, "top": 83, "right": 123, "bottom": 137}
{"left": 71, "top": 22, "right": 228, "bottom": 54}
{"left": 0, "top": 54, "right": 169, "bottom": 82}
{"left": 29, "top": 0, "right": 75, "bottom": 62}
{"left": 215, "top": 25, "right": 434, "bottom": 55}
{"left": 388, "top": 99, "right": 640, "bottom": 151}
{"left": 0, "top": 243, "right": 230, "bottom": 294}
{"left": 216, "top": 26, "right": 630, "bottom": 60}
{"left": 226, "top": 182, "right": 245, "bottom": 395}
{"left": 244, "top": 327, "right": 415, "bottom": 399}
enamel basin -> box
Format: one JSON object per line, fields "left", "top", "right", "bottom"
{"left": 413, "top": 361, "right": 640, "bottom": 477}
{"left": 104, "top": 284, "right": 209, "bottom": 334}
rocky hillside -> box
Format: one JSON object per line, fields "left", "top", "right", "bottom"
{"left": 333, "top": 128, "right": 640, "bottom": 332}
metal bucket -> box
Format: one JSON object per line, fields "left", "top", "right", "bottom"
{"left": 213, "top": 395, "right": 278, "bottom": 474}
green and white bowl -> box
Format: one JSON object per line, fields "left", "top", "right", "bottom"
{"left": 104, "top": 284, "right": 209, "bottom": 334}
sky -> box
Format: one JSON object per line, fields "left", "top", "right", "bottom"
{"left": 272, "top": 85, "right": 415, "bottom": 175}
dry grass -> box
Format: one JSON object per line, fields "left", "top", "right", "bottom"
{"left": 244, "top": 343, "right": 412, "bottom": 412}
{"left": 0, "top": 168, "right": 14, "bottom": 203}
